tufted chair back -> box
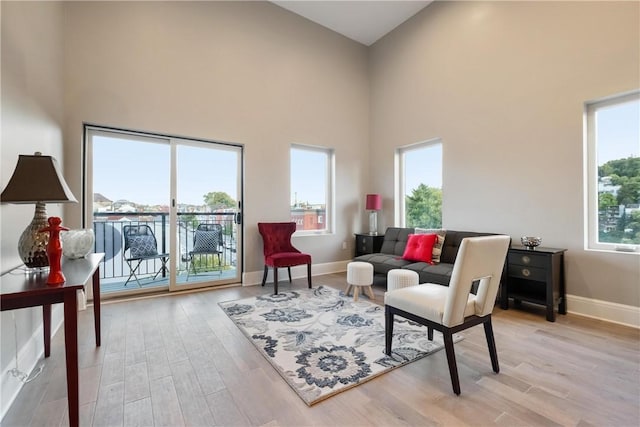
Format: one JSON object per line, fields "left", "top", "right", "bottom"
{"left": 258, "top": 222, "right": 300, "bottom": 258}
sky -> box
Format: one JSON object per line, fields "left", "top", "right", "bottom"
{"left": 290, "top": 147, "right": 327, "bottom": 206}
{"left": 403, "top": 142, "right": 442, "bottom": 195}
{"left": 93, "top": 136, "right": 239, "bottom": 206}
{"left": 596, "top": 98, "right": 640, "bottom": 165}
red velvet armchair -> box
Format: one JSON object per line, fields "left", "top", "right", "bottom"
{"left": 258, "top": 222, "right": 312, "bottom": 295}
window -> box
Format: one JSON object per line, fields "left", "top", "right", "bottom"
{"left": 290, "top": 144, "right": 334, "bottom": 233}
{"left": 397, "top": 139, "right": 443, "bottom": 228}
{"left": 585, "top": 90, "right": 640, "bottom": 251}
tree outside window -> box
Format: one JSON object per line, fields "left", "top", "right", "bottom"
{"left": 399, "top": 140, "right": 443, "bottom": 229}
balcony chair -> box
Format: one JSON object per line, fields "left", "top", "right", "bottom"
{"left": 187, "top": 223, "right": 224, "bottom": 280}
{"left": 122, "top": 224, "right": 170, "bottom": 287}
{"left": 384, "top": 235, "right": 510, "bottom": 395}
{"left": 258, "top": 222, "right": 312, "bottom": 295}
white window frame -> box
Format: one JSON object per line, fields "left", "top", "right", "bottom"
{"left": 395, "top": 138, "right": 443, "bottom": 228}
{"left": 290, "top": 144, "right": 334, "bottom": 235}
{"left": 584, "top": 89, "right": 640, "bottom": 253}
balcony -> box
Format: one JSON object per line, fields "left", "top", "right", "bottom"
{"left": 92, "top": 211, "right": 237, "bottom": 293}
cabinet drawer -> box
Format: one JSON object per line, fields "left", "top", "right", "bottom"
{"left": 358, "top": 236, "right": 373, "bottom": 253}
{"left": 508, "top": 265, "right": 546, "bottom": 282}
{"left": 508, "top": 252, "right": 547, "bottom": 268}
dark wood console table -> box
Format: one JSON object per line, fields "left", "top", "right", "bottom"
{"left": 0, "top": 253, "right": 104, "bottom": 427}
{"left": 500, "top": 246, "right": 566, "bottom": 322}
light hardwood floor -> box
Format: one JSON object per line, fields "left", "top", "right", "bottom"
{"left": 2, "top": 273, "right": 639, "bottom": 426}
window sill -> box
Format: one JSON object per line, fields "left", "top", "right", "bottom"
{"left": 585, "top": 247, "right": 639, "bottom": 256}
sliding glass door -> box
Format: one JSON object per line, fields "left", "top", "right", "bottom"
{"left": 85, "top": 126, "right": 243, "bottom": 297}
{"left": 172, "top": 140, "right": 242, "bottom": 291}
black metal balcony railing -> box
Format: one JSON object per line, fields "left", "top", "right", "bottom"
{"left": 92, "top": 211, "right": 237, "bottom": 286}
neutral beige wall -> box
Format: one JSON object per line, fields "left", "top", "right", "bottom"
{"left": 370, "top": 1, "right": 640, "bottom": 305}
{"left": 61, "top": 1, "right": 370, "bottom": 274}
{"left": 0, "top": 0, "right": 66, "bottom": 413}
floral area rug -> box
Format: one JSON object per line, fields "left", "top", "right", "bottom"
{"left": 219, "top": 285, "right": 460, "bottom": 405}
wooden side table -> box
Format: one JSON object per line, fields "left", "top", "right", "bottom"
{"left": 354, "top": 233, "right": 385, "bottom": 257}
{"left": 500, "top": 246, "right": 566, "bottom": 322}
{"left": 1, "top": 253, "right": 105, "bottom": 427}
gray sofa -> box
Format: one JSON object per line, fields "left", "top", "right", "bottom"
{"left": 353, "top": 227, "right": 508, "bottom": 286}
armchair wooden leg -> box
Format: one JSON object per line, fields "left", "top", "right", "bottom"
{"left": 443, "top": 330, "right": 461, "bottom": 395}
{"left": 385, "top": 308, "right": 394, "bottom": 355}
{"left": 261, "top": 266, "right": 268, "bottom": 286}
{"left": 274, "top": 267, "right": 279, "bottom": 295}
{"left": 483, "top": 316, "right": 500, "bottom": 373}
{"left": 307, "top": 263, "right": 312, "bottom": 289}
{"left": 427, "top": 327, "right": 434, "bottom": 341}
{"left": 287, "top": 266, "right": 292, "bottom": 283}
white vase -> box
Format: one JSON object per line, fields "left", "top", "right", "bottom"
{"left": 62, "top": 229, "right": 95, "bottom": 259}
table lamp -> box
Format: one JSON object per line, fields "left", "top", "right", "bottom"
{"left": 366, "top": 194, "right": 382, "bottom": 235}
{"left": 1, "top": 152, "right": 77, "bottom": 269}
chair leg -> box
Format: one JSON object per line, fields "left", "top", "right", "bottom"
{"left": 125, "top": 260, "right": 143, "bottom": 287}
{"left": 273, "top": 267, "right": 279, "bottom": 295}
{"left": 443, "top": 329, "right": 461, "bottom": 395}
{"left": 287, "top": 266, "right": 292, "bottom": 283}
{"left": 385, "top": 309, "right": 394, "bottom": 355}
{"left": 307, "top": 263, "right": 312, "bottom": 288}
{"left": 428, "top": 327, "right": 434, "bottom": 341}
{"left": 151, "top": 258, "right": 169, "bottom": 280}
{"left": 187, "top": 255, "right": 196, "bottom": 281}
{"left": 483, "top": 316, "right": 500, "bottom": 373}
{"left": 261, "top": 266, "right": 268, "bottom": 286}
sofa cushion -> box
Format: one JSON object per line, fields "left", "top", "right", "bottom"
{"left": 353, "top": 253, "right": 412, "bottom": 274}
{"left": 402, "top": 233, "right": 438, "bottom": 263}
{"left": 402, "top": 262, "right": 455, "bottom": 286}
{"left": 379, "top": 227, "right": 414, "bottom": 256}
{"left": 415, "top": 228, "right": 446, "bottom": 263}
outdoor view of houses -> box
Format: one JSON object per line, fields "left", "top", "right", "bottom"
{"left": 598, "top": 157, "right": 640, "bottom": 244}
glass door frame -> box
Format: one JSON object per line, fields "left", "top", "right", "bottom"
{"left": 83, "top": 124, "right": 244, "bottom": 298}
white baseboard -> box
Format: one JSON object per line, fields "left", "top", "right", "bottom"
{"left": 242, "top": 260, "right": 350, "bottom": 287}
{"left": 1, "top": 306, "right": 64, "bottom": 421}
{"left": 243, "top": 268, "right": 640, "bottom": 330}
{"left": 567, "top": 294, "right": 640, "bottom": 328}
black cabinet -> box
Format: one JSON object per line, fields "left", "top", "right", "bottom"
{"left": 354, "top": 233, "right": 384, "bottom": 257}
{"left": 500, "top": 246, "right": 566, "bottom": 322}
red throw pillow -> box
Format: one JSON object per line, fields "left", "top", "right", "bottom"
{"left": 402, "top": 233, "right": 438, "bottom": 264}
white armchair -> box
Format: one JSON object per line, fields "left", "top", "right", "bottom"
{"left": 384, "top": 235, "right": 510, "bottom": 395}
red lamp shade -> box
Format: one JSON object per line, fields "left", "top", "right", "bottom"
{"left": 366, "top": 194, "right": 382, "bottom": 211}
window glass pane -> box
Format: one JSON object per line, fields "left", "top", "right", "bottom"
{"left": 593, "top": 96, "right": 640, "bottom": 246}
{"left": 93, "top": 135, "right": 170, "bottom": 208}
{"left": 290, "top": 146, "right": 330, "bottom": 232}
{"left": 402, "top": 141, "right": 443, "bottom": 228}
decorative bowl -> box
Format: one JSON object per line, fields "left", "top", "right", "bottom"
{"left": 521, "top": 236, "right": 542, "bottom": 250}
{"left": 62, "top": 229, "right": 95, "bottom": 259}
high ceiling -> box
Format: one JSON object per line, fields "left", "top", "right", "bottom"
{"left": 271, "top": 1, "right": 433, "bottom": 46}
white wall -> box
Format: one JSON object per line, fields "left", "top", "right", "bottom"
{"left": 1, "top": 0, "right": 66, "bottom": 417}
{"left": 2, "top": 0, "right": 639, "bottom": 417}
{"left": 61, "top": 0, "right": 370, "bottom": 275}
{"left": 370, "top": 1, "right": 640, "bottom": 308}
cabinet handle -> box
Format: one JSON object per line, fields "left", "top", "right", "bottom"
{"left": 522, "top": 268, "right": 531, "bottom": 277}
{"left": 521, "top": 255, "right": 531, "bottom": 264}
